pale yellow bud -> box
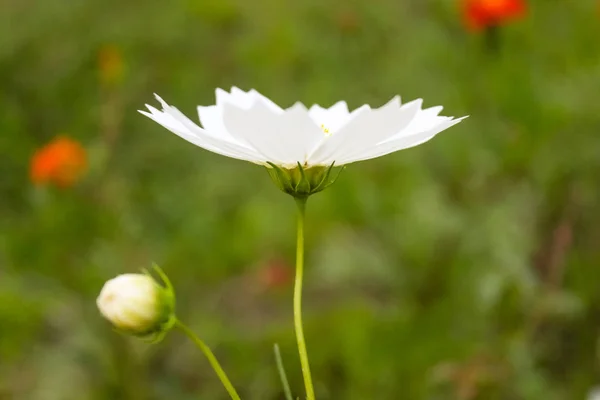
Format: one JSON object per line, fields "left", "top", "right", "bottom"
{"left": 97, "top": 273, "right": 170, "bottom": 336}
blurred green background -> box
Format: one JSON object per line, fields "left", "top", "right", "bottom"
{"left": 2, "top": 0, "right": 600, "bottom": 399}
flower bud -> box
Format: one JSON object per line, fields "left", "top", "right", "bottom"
{"left": 97, "top": 268, "right": 175, "bottom": 341}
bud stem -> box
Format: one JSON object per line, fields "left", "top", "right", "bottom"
{"left": 175, "top": 319, "right": 241, "bottom": 400}
{"left": 294, "top": 197, "right": 316, "bottom": 400}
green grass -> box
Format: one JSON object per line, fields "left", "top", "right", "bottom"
{"left": 1, "top": 0, "right": 600, "bottom": 399}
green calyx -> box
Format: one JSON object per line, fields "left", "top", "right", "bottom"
{"left": 266, "top": 162, "right": 345, "bottom": 198}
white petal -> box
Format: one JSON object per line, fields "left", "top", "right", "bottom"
{"left": 337, "top": 116, "right": 468, "bottom": 164}
{"left": 308, "top": 96, "right": 420, "bottom": 165}
{"left": 210, "top": 88, "right": 285, "bottom": 146}
{"left": 215, "top": 87, "right": 284, "bottom": 113}
{"left": 139, "top": 96, "right": 264, "bottom": 162}
{"left": 139, "top": 109, "right": 258, "bottom": 161}
{"left": 228, "top": 87, "right": 256, "bottom": 109}
{"left": 204, "top": 90, "right": 264, "bottom": 148}
{"left": 214, "top": 87, "right": 252, "bottom": 109}
{"left": 197, "top": 105, "right": 246, "bottom": 144}
{"left": 248, "top": 88, "right": 284, "bottom": 113}
{"left": 384, "top": 105, "right": 446, "bottom": 141}
{"left": 214, "top": 87, "right": 261, "bottom": 109}
{"left": 308, "top": 101, "right": 351, "bottom": 132}
{"left": 222, "top": 101, "right": 324, "bottom": 166}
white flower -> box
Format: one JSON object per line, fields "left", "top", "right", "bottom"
{"left": 97, "top": 274, "right": 171, "bottom": 336}
{"left": 589, "top": 388, "right": 600, "bottom": 400}
{"left": 139, "top": 87, "right": 467, "bottom": 169}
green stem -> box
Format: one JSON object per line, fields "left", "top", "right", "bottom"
{"left": 175, "top": 319, "right": 241, "bottom": 400}
{"left": 294, "top": 197, "right": 315, "bottom": 400}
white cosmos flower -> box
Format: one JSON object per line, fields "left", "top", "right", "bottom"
{"left": 139, "top": 87, "right": 466, "bottom": 169}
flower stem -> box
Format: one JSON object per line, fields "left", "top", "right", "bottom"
{"left": 294, "top": 197, "right": 315, "bottom": 400}
{"left": 175, "top": 319, "right": 241, "bottom": 400}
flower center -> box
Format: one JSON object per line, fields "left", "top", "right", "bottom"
{"left": 320, "top": 124, "right": 331, "bottom": 136}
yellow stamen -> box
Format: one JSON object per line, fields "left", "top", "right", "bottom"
{"left": 320, "top": 124, "right": 331, "bottom": 136}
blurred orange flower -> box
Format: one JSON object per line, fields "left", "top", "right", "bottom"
{"left": 98, "top": 44, "right": 124, "bottom": 86}
{"left": 463, "top": 0, "right": 526, "bottom": 31}
{"left": 30, "top": 136, "right": 87, "bottom": 187}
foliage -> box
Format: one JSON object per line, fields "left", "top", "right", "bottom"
{"left": 1, "top": 0, "right": 600, "bottom": 399}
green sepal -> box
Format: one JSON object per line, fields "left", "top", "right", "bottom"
{"left": 294, "top": 163, "right": 311, "bottom": 194}
{"left": 265, "top": 162, "right": 344, "bottom": 198}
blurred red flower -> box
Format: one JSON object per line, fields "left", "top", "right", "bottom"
{"left": 258, "top": 258, "right": 292, "bottom": 289}
{"left": 463, "top": 0, "right": 526, "bottom": 31}
{"left": 30, "top": 136, "right": 87, "bottom": 188}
